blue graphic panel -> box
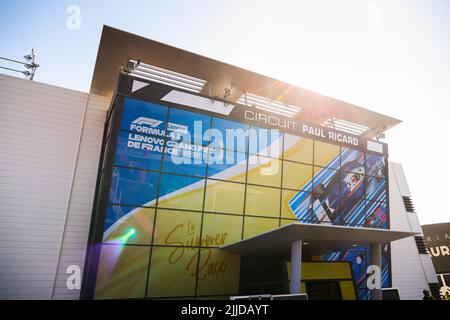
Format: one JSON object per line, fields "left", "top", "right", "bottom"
{"left": 115, "top": 131, "right": 163, "bottom": 170}
{"left": 339, "top": 170, "right": 365, "bottom": 200}
{"left": 312, "top": 167, "right": 338, "bottom": 194}
{"left": 340, "top": 198, "right": 366, "bottom": 226}
{"left": 341, "top": 148, "right": 365, "bottom": 174}
{"left": 168, "top": 108, "right": 211, "bottom": 146}
{"left": 108, "top": 167, "right": 159, "bottom": 206}
{"left": 120, "top": 98, "right": 168, "bottom": 136}
{"left": 365, "top": 153, "right": 386, "bottom": 178}
{"left": 365, "top": 201, "right": 388, "bottom": 229}
{"left": 210, "top": 117, "right": 249, "bottom": 153}
{"left": 162, "top": 143, "right": 207, "bottom": 177}
{"left": 288, "top": 191, "right": 312, "bottom": 221}
{"left": 312, "top": 195, "right": 338, "bottom": 224}
{"left": 158, "top": 173, "right": 203, "bottom": 199}
{"left": 381, "top": 244, "right": 391, "bottom": 288}
{"left": 322, "top": 244, "right": 391, "bottom": 300}
{"left": 207, "top": 149, "right": 247, "bottom": 177}
{"left": 366, "top": 176, "right": 387, "bottom": 203}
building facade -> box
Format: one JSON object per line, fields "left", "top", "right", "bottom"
{"left": 0, "top": 26, "right": 438, "bottom": 300}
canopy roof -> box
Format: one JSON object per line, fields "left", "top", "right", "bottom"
{"left": 221, "top": 223, "right": 417, "bottom": 258}
{"left": 90, "top": 26, "right": 401, "bottom": 138}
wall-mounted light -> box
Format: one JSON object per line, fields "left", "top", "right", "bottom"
{"left": 0, "top": 49, "right": 39, "bottom": 80}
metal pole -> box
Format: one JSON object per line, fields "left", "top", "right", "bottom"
{"left": 0, "top": 66, "right": 26, "bottom": 74}
{"left": 30, "top": 48, "right": 37, "bottom": 80}
{"left": 371, "top": 242, "right": 382, "bottom": 300}
{"left": 290, "top": 240, "right": 302, "bottom": 294}
{"left": 0, "top": 56, "right": 29, "bottom": 65}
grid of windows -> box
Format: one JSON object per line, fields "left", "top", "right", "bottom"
{"left": 93, "top": 97, "right": 389, "bottom": 299}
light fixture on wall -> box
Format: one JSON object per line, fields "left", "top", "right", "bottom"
{"left": 376, "top": 127, "right": 387, "bottom": 141}
{"left": 0, "top": 48, "right": 39, "bottom": 80}
{"left": 223, "top": 82, "right": 236, "bottom": 100}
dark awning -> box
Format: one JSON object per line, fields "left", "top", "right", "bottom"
{"left": 90, "top": 26, "right": 401, "bottom": 138}
{"left": 221, "top": 223, "right": 417, "bottom": 259}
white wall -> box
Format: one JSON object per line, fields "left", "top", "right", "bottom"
{"left": 389, "top": 162, "right": 438, "bottom": 299}
{"left": 52, "top": 94, "right": 109, "bottom": 300}
{"left": 0, "top": 74, "right": 108, "bottom": 299}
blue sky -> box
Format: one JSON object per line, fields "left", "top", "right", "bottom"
{"left": 1, "top": 0, "right": 449, "bottom": 224}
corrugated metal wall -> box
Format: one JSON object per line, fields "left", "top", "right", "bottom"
{"left": 389, "top": 162, "right": 438, "bottom": 299}
{"left": 52, "top": 94, "right": 109, "bottom": 299}
{"left": 0, "top": 74, "right": 108, "bottom": 299}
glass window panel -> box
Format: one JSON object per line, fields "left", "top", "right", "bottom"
{"left": 314, "top": 141, "right": 340, "bottom": 169}
{"left": 196, "top": 248, "right": 241, "bottom": 296}
{"left": 104, "top": 205, "right": 155, "bottom": 245}
{"left": 312, "top": 167, "right": 339, "bottom": 197}
{"left": 282, "top": 161, "right": 312, "bottom": 191}
{"left": 282, "top": 189, "right": 311, "bottom": 221}
{"left": 366, "top": 176, "right": 387, "bottom": 202}
{"left": 207, "top": 149, "right": 247, "bottom": 183}
{"left": 158, "top": 174, "right": 204, "bottom": 211}
{"left": 340, "top": 170, "right": 365, "bottom": 200}
{"left": 115, "top": 130, "right": 163, "bottom": 170}
{"left": 109, "top": 167, "right": 159, "bottom": 206}
{"left": 247, "top": 155, "right": 282, "bottom": 187}
{"left": 167, "top": 108, "right": 211, "bottom": 146}
{"left": 283, "top": 134, "right": 313, "bottom": 164}
{"left": 153, "top": 209, "right": 201, "bottom": 246}
{"left": 248, "top": 127, "right": 283, "bottom": 158}
{"left": 202, "top": 213, "right": 243, "bottom": 246}
{"left": 339, "top": 198, "right": 366, "bottom": 226}
{"left": 162, "top": 142, "right": 207, "bottom": 177}
{"left": 365, "top": 201, "right": 388, "bottom": 229}
{"left": 312, "top": 195, "right": 340, "bottom": 225}
{"left": 245, "top": 185, "right": 280, "bottom": 218}
{"left": 210, "top": 117, "right": 249, "bottom": 153}
{"left": 243, "top": 217, "right": 279, "bottom": 239}
{"left": 341, "top": 148, "right": 365, "bottom": 174}
{"left": 120, "top": 98, "right": 168, "bottom": 137}
{"left": 365, "top": 153, "right": 386, "bottom": 178}
{"left": 95, "top": 244, "right": 150, "bottom": 299}
{"left": 204, "top": 180, "right": 245, "bottom": 214}
{"left": 147, "top": 246, "right": 198, "bottom": 298}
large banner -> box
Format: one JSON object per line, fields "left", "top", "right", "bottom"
{"left": 91, "top": 96, "right": 389, "bottom": 299}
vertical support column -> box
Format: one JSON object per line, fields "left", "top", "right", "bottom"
{"left": 290, "top": 240, "right": 302, "bottom": 294}
{"left": 371, "top": 242, "right": 382, "bottom": 300}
